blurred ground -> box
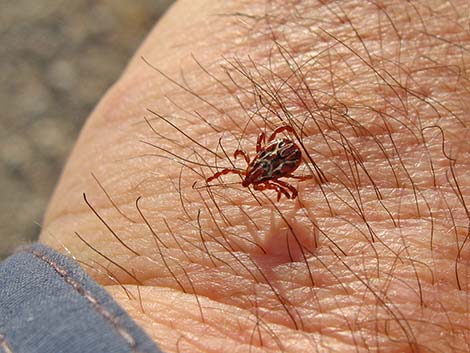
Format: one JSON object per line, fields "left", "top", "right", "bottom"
{"left": 0, "top": 0, "right": 174, "bottom": 259}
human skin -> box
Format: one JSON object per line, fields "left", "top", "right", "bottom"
{"left": 40, "top": 0, "right": 470, "bottom": 352}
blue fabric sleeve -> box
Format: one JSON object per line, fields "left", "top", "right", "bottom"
{"left": 0, "top": 243, "right": 164, "bottom": 353}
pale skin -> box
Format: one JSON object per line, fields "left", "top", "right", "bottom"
{"left": 40, "top": 1, "right": 470, "bottom": 352}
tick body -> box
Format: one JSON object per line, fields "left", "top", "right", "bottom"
{"left": 206, "top": 126, "right": 311, "bottom": 201}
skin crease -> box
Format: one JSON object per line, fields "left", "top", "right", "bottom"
{"left": 39, "top": 0, "right": 470, "bottom": 352}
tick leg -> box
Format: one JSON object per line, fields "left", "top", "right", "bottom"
{"left": 206, "top": 169, "right": 246, "bottom": 183}
{"left": 234, "top": 149, "right": 250, "bottom": 164}
{"left": 273, "top": 179, "right": 298, "bottom": 199}
{"left": 268, "top": 125, "right": 295, "bottom": 142}
{"left": 254, "top": 182, "right": 291, "bottom": 201}
{"left": 256, "top": 132, "right": 266, "bottom": 152}
{"left": 286, "top": 173, "right": 313, "bottom": 181}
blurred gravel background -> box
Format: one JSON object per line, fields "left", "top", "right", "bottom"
{"left": 0, "top": 0, "right": 174, "bottom": 258}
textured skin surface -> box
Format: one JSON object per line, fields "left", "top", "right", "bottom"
{"left": 38, "top": 1, "right": 470, "bottom": 352}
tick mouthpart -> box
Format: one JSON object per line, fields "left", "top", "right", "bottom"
{"left": 242, "top": 179, "right": 250, "bottom": 187}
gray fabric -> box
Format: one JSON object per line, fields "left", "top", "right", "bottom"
{"left": 0, "top": 243, "right": 164, "bottom": 353}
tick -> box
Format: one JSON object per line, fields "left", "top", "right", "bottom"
{"left": 206, "top": 126, "right": 311, "bottom": 201}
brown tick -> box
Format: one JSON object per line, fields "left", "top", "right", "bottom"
{"left": 206, "top": 126, "right": 311, "bottom": 201}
